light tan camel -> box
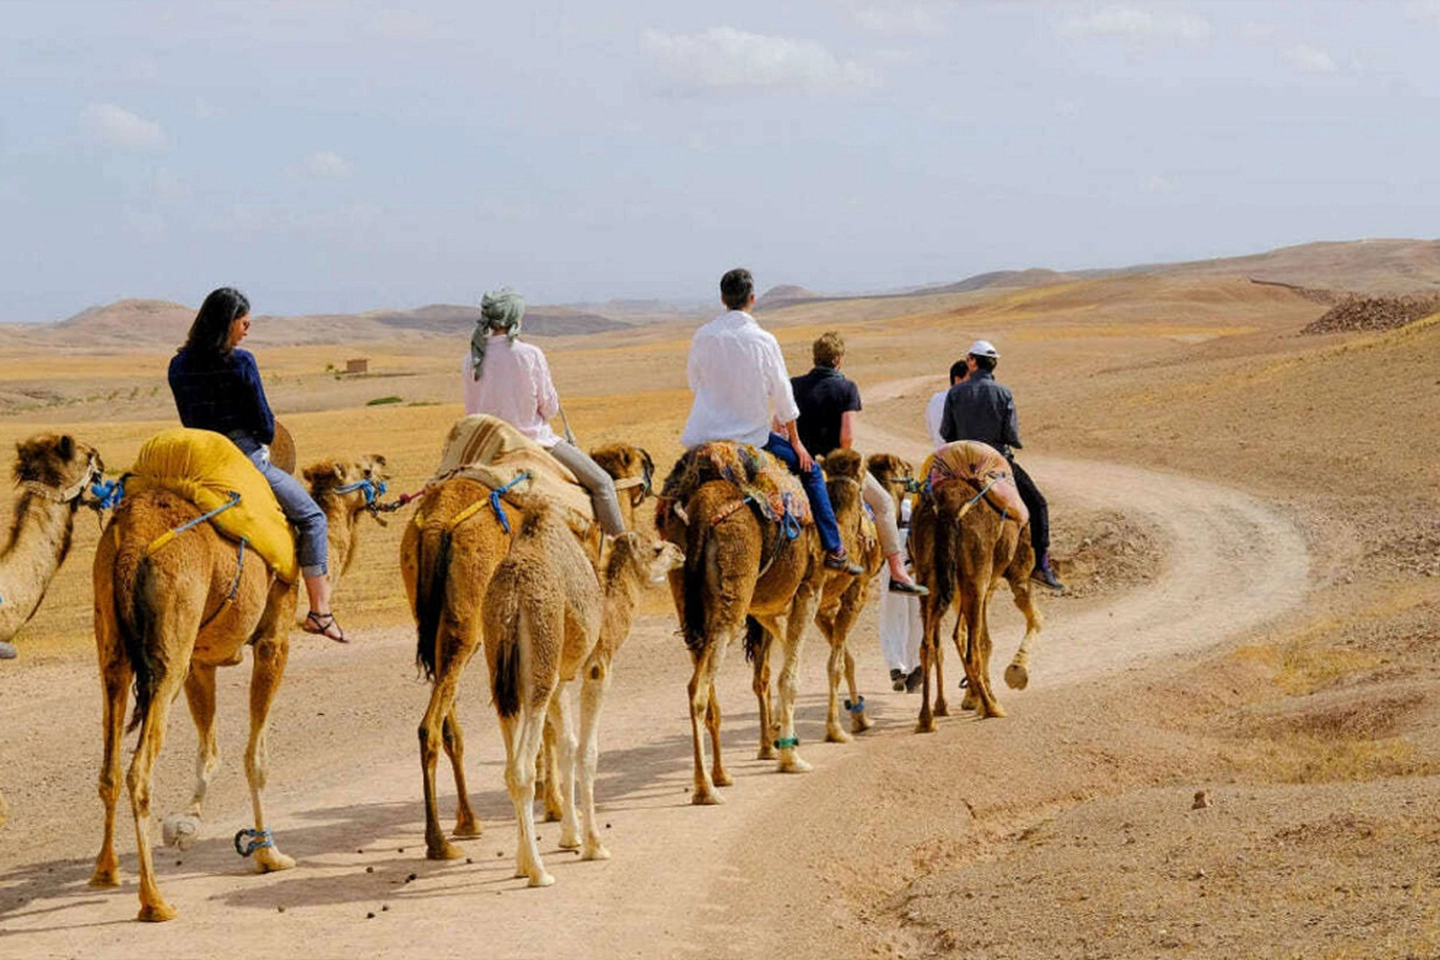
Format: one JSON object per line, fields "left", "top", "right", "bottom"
{"left": 0, "top": 433, "right": 105, "bottom": 650}
{"left": 908, "top": 448, "right": 1043, "bottom": 731}
{"left": 661, "top": 452, "right": 828, "bottom": 805}
{"left": 484, "top": 499, "right": 683, "bottom": 886}
{"left": 401, "top": 441, "right": 654, "bottom": 861}
{"left": 88, "top": 453, "right": 389, "bottom": 922}
{"left": 745, "top": 448, "right": 885, "bottom": 746}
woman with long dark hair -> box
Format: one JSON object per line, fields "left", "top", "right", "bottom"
{"left": 167, "top": 287, "right": 347, "bottom": 642}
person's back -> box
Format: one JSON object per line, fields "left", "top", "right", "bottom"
{"left": 791, "top": 360, "right": 858, "bottom": 457}
{"left": 462, "top": 336, "right": 560, "bottom": 447}
{"left": 169, "top": 347, "right": 274, "bottom": 445}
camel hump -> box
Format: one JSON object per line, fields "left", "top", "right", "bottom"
{"left": 921, "top": 441, "right": 1029, "bottom": 526}
{"left": 656, "top": 441, "right": 812, "bottom": 534}
{"left": 433, "top": 415, "right": 594, "bottom": 526}
{"left": 122, "top": 428, "right": 299, "bottom": 582}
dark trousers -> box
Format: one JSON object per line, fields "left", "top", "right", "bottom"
{"left": 762, "top": 433, "right": 842, "bottom": 554}
{"left": 1008, "top": 458, "right": 1049, "bottom": 563}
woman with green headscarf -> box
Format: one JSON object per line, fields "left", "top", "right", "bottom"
{"left": 462, "top": 287, "right": 626, "bottom": 535}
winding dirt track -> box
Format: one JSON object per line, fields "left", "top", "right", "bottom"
{"left": 0, "top": 422, "right": 1308, "bottom": 959}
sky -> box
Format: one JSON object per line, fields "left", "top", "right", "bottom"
{"left": 3, "top": 0, "right": 1440, "bottom": 322}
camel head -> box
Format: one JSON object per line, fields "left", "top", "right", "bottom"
{"left": 13, "top": 433, "right": 104, "bottom": 505}
{"left": 820, "top": 448, "right": 865, "bottom": 482}
{"left": 866, "top": 452, "right": 917, "bottom": 512}
{"left": 606, "top": 531, "right": 685, "bottom": 586}
{"left": 302, "top": 454, "right": 392, "bottom": 520}
{"left": 590, "top": 443, "right": 655, "bottom": 508}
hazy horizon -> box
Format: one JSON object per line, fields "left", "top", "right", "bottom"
{"left": 6, "top": 1, "right": 1440, "bottom": 323}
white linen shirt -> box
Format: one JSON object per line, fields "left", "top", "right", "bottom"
{"left": 925, "top": 388, "right": 948, "bottom": 450}
{"left": 462, "top": 335, "right": 562, "bottom": 448}
{"left": 680, "top": 310, "right": 800, "bottom": 449}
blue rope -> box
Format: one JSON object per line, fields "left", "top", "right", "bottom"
{"left": 334, "top": 477, "right": 388, "bottom": 505}
{"left": 487, "top": 471, "right": 530, "bottom": 535}
{"left": 773, "top": 736, "right": 800, "bottom": 750}
{"left": 90, "top": 478, "right": 125, "bottom": 509}
{"left": 172, "top": 491, "right": 242, "bottom": 535}
{"left": 844, "top": 696, "right": 866, "bottom": 714}
{"left": 779, "top": 492, "right": 800, "bottom": 541}
{"left": 233, "top": 828, "right": 274, "bottom": 857}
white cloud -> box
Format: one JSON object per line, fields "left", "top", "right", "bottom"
{"left": 1064, "top": 5, "right": 1212, "bottom": 43}
{"left": 83, "top": 103, "right": 168, "bottom": 153}
{"left": 1406, "top": 1, "right": 1440, "bottom": 25}
{"left": 1282, "top": 43, "right": 1337, "bottom": 73}
{"left": 1140, "top": 175, "right": 1175, "bottom": 194}
{"left": 642, "top": 26, "right": 879, "bottom": 95}
{"left": 847, "top": 2, "right": 947, "bottom": 37}
{"left": 302, "top": 151, "right": 351, "bottom": 177}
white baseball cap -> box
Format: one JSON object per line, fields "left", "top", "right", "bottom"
{"left": 967, "top": 339, "right": 999, "bottom": 360}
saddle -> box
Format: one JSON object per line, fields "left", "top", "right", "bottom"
{"left": 921, "top": 440, "right": 1030, "bottom": 526}
{"left": 655, "top": 441, "right": 812, "bottom": 534}
{"left": 429, "top": 415, "right": 595, "bottom": 529}
{"left": 124, "top": 428, "right": 299, "bottom": 582}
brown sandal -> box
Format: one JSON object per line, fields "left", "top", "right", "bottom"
{"left": 302, "top": 610, "right": 348, "bottom": 644}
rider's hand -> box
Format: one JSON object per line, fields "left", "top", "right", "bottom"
{"left": 795, "top": 441, "right": 815, "bottom": 474}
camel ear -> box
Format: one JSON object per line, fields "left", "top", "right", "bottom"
{"left": 302, "top": 461, "right": 344, "bottom": 485}
{"left": 58, "top": 434, "right": 75, "bottom": 461}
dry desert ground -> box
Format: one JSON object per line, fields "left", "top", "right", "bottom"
{"left": 1, "top": 254, "right": 1439, "bottom": 959}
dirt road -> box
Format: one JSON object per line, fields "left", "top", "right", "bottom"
{"left": 0, "top": 424, "right": 1308, "bottom": 959}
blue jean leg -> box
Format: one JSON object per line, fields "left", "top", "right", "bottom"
{"left": 237, "top": 445, "right": 329, "bottom": 577}
{"left": 762, "top": 433, "right": 841, "bottom": 554}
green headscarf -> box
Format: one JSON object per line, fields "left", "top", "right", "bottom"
{"left": 470, "top": 287, "right": 526, "bottom": 380}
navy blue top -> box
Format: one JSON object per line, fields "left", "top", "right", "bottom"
{"left": 791, "top": 365, "right": 862, "bottom": 457}
{"left": 167, "top": 347, "right": 275, "bottom": 445}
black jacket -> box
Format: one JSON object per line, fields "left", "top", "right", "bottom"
{"left": 938, "top": 369, "right": 1022, "bottom": 456}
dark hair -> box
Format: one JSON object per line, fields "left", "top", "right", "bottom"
{"left": 183, "top": 287, "right": 250, "bottom": 358}
{"left": 970, "top": 354, "right": 997, "bottom": 374}
{"left": 720, "top": 268, "right": 754, "bottom": 311}
{"left": 949, "top": 359, "right": 968, "bottom": 384}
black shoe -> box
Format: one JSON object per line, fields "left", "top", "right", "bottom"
{"left": 824, "top": 550, "right": 865, "bottom": 576}
{"left": 890, "top": 668, "right": 906, "bottom": 692}
{"left": 888, "top": 578, "right": 929, "bottom": 597}
{"left": 904, "top": 666, "right": 924, "bottom": 693}
{"left": 0, "top": 640, "right": 16, "bottom": 660}
{"left": 1030, "top": 564, "right": 1064, "bottom": 590}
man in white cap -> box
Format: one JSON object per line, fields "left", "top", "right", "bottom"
{"left": 938, "top": 339, "right": 1062, "bottom": 590}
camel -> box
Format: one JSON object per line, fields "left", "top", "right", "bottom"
{"left": 88, "top": 448, "right": 390, "bottom": 922}
{"left": 484, "top": 499, "right": 683, "bottom": 886}
{"left": 659, "top": 444, "right": 829, "bottom": 805}
{"left": 745, "top": 448, "right": 885, "bottom": 745}
{"left": 401, "top": 435, "right": 655, "bottom": 861}
{"left": 908, "top": 441, "right": 1043, "bottom": 732}
{"left": 0, "top": 433, "right": 105, "bottom": 656}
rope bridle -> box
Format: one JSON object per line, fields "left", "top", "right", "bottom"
{"left": 19, "top": 452, "right": 103, "bottom": 506}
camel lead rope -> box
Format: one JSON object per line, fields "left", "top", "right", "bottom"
{"left": 843, "top": 696, "right": 866, "bottom": 715}
{"left": 773, "top": 736, "right": 800, "bottom": 750}
{"left": 234, "top": 828, "right": 274, "bottom": 857}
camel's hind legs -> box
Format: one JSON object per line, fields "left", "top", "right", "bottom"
{"left": 548, "top": 689, "right": 581, "bottom": 852}
{"left": 687, "top": 640, "right": 728, "bottom": 805}
{"left": 575, "top": 656, "right": 612, "bottom": 861}
{"left": 769, "top": 590, "right": 816, "bottom": 774}
{"left": 442, "top": 708, "right": 483, "bottom": 838}
{"left": 419, "top": 653, "right": 471, "bottom": 860}
{"left": 127, "top": 659, "right": 190, "bottom": 922}
{"left": 1003, "top": 571, "right": 1043, "bottom": 691}
{"left": 241, "top": 631, "right": 296, "bottom": 875}
{"left": 501, "top": 709, "right": 555, "bottom": 887}
{"left": 90, "top": 651, "right": 131, "bottom": 889}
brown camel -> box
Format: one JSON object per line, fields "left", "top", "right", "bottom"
{"left": 485, "top": 499, "right": 683, "bottom": 886}
{"left": 908, "top": 442, "right": 1043, "bottom": 731}
{"left": 401, "top": 438, "right": 654, "bottom": 861}
{"left": 660, "top": 446, "right": 828, "bottom": 804}
{"left": 88, "top": 451, "right": 389, "bottom": 922}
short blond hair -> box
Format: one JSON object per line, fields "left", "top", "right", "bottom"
{"left": 813, "top": 331, "right": 845, "bottom": 368}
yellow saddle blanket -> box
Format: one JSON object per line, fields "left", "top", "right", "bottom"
{"left": 431, "top": 415, "right": 595, "bottom": 526}
{"left": 125, "top": 428, "right": 299, "bottom": 582}
{"left": 655, "top": 441, "right": 812, "bottom": 533}
{"left": 921, "top": 441, "right": 1030, "bottom": 526}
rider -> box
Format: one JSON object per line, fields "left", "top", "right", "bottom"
{"left": 462, "top": 287, "right": 625, "bottom": 535}
{"left": 680, "top": 268, "right": 863, "bottom": 576}
{"left": 168, "top": 287, "right": 348, "bottom": 641}
{"left": 938, "top": 339, "right": 1063, "bottom": 590}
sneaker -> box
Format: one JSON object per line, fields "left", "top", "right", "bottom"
{"left": 0, "top": 640, "right": 16, "bottom": 660}
{"left": 888, "top": 578, "right": 929, "bottom": 597}
{"left": 1030, "top": 562, "right": 1063, "bottom": 590}
{"left": 904, "top": 666, "right": 924, "bottom": 693}
{"left": 890, "top": 668, "right": 906, "bottom": 692}
{"left": 824, "top": 549, "right": 865, "bottom": 576}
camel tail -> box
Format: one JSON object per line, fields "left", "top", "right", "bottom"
{"left": 742, "top": 616, "right": 765, "bottom": 664}
{"left": 931, "top": 502, "right": 959, "bottom": 617}
{"left": 681, "top": 510, "right": 711, "bottom": 654}
{"left": 489, "top": 598, "right": 523, "bottom": 720}
{"left": 116, "top": 556, "right": 163, "bottom": 734}
{"left": 414, "top": 527, "right": 453, "bottom": 682}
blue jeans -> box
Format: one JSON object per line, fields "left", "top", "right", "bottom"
{"left": 230, "top": 434, "right": 329, "bottom": 577}
{"left": 762, "top": 433, "right": 842, "bottom": 554}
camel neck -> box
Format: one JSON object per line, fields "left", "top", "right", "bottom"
{"left": 0, "top": 493, "right": 75, "bottom": 634}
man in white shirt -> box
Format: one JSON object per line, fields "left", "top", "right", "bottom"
{"left": 680, "top": 268, "right": 863, "bottom": 575}
{"left": 925, "top": 359, "right": 968, "bottom": 450}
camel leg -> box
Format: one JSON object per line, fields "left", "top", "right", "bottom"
{"left": 955, "top": 616, "right": 978, "bottom": 712}
{"left": 959, "top": 583, "right": 1003, "bottom": 719}
{"left": 182, "top": 664, "right": 220, "bottom": 819}
{"left": 816, "top": 606, "right": 849, "bottom": 744}
{"left": 539, "top": 719, "right": 563, "bottom": 822}
{"left": 706, "top": 682, "right": 733, "bottom": 787}
{"left": 442, "top": 708, "right": 482, "bottom": 839}
{"left": 1004, "top": 573, "right": 1043, "bottom": 691}
{"left": 916, "top": 596, "right": 940, "bottom": 734}
{"left": 127, "top": 661, "right": 190, "bottom": 922}
{"left": 751, "top": 627, "right": 777, "bottom": 760}
{"left": 418, "top": 665, "right": 468, "bottom": 860}
{"left": 549, "top": 688, "right": 581, "bottom": 851}
{"left": 687, "top": 641, "right": 725, "bottom": 805}
{"left": 243, "top": 630, "right": 296, "bottom": 874}
{"left": 772, "top": 586, "right": 816, "bottom": 774}
{"left": 843, "top": 645, "right": 871, "bottom": 735}
{"left": 576, "top": 655, "right": 611, "bottom": 861}
{"left": 502, "top": 706, "right": 553, "bottom": 887}
{"left": 90, "top": 654, "right": 131, "bottom": 889}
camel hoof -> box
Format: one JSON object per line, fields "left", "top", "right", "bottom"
{"left": 427, "top": 840, "right": 467, "bottom": 861}
{"left": 712, "top": 768, "right": 734, "bottom": 787}
{"left": 581, "top": 843, "right": 611, "bottom": 862}
{"left": 755, "top": 745, "right": 777, "bottom": 761}
{"left": 137, "top": 901, "right": 178, "bottom": 923}
{"left": 982, "top": 703, "right": 1007, "bottom": 719}
{"left": 777, "top": 754, "right": 812, "bottom": 774}
{"left": 825, "top": 726, "right": 853, "bottom": 744}
{"left": 527, "top": 872, "right": 556, "bottom": 888}
{"left": 89, "top": 868, "right": 121, "bottom": 888}
{"left": 452, "top": 824, "right": 483, "bottom": 841}
{"left": 254, "top": 849, "right": 295, "bottom": 874}
{"left": 692, "top": 788, "right": 724, "bottom": 806}
{"left": 934, "top": 700, "right": 950, "bottom": 717}
{"left": 851, "top": 714, "right": 874, "bottom": 734}
{"left": 915, "top": 718, "right": 936, "bottom": 734}
{"left": 1004, "top": 664, "right": 1029, "bottom": 690}
{"left": 557, "top": 833, "right": 582, "bottom": 851}
{"left": 541, "top": 808, "right": 563, "bottom": 823}
{"left": 161, "top": 814, "right": 200, "bottom": 850}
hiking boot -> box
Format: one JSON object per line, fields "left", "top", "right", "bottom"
{"left": 904, "top": 666, "right": 924, "bottom": 693}
{"left": 1030, "top": 554, "right": 1064, "bottom": 591}
{"left": 888, "top": 578, "right": 929, "bottom": 597}
{"left": 0, "top": 640, "right": 16, "bottom": 660}
{"left": 824, "top": 549, "right": 865, "bottom": 576}
{"left": 890, "top": 668, "right": 906, "bottom": 692}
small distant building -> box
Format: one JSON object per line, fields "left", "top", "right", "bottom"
{"left": 345, "top": 358, "right": 369, "bottom": 375}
